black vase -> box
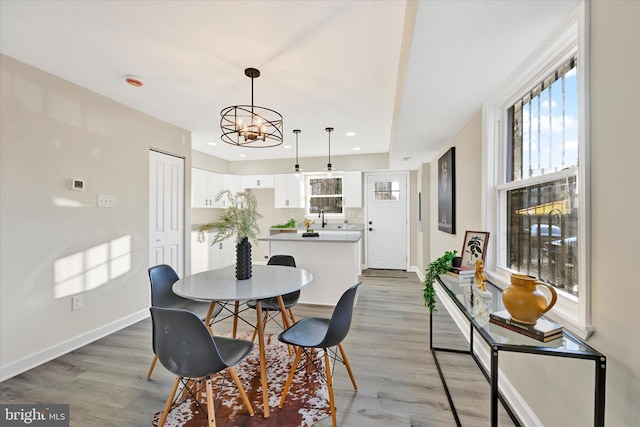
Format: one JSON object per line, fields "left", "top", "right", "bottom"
{"left": 235, "top": 237, "right": 252, "bottom": 280}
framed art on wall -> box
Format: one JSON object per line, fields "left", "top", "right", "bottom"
{"left": 418, "top": 191, "right": 422, "bottom": 231}
{"left": 438, "top": 147, "right": 455, "bottom": 234}
{"left": 460, "top": 231, "right": 490, "bottom": 268}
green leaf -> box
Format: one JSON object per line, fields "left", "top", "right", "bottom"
{"left": 423, "top": 250, "right": 457, "bottom": 314}
{"left": 198, "top": 190, "right": 263, "bottom": 246}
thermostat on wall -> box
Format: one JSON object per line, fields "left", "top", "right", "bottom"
{"left": 70, "top": 179, "right": 84, "bottom": 191}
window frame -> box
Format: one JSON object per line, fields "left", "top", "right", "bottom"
{"left": 482, "top": 3, "right": 592, "bottom": 339}
{"left": 304, "top": 172, "right": 346, "bottom": 220}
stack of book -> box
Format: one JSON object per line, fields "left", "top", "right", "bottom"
{"left": 445, "top": 266, "right": 475, "bottom": 280}
{"left": 489, "top": 309, "right": 563, "bottom": 342}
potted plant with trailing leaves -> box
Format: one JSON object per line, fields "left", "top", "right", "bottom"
{"left": 423, "top": 250, "right": 458, "bottom": 314}
{"left": 197, "top": 190, "right": 263, "bottom": 280}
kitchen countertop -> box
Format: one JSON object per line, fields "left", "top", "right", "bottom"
{"left": 270, "top": 223, "right": 364, "bottom": 232}
{"left": 259, "top": 233, "right": 361, "bottom": 243}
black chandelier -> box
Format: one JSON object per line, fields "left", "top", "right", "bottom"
{"left": 220, "top": 68, "right": 283, "bottom": 148}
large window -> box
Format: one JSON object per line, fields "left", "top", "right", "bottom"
{"left": 505, "top": 56, "right": 579, "bottom": 296}
{"left": 483, "top": 6, "right": 590, "bottom": 336}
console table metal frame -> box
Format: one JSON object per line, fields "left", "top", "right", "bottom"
{"left": 431, "top": 275, "right": 606, "bottom": 427}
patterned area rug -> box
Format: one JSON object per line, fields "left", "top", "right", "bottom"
{"left": 152, "top": 332, "right": 329, "bottom": 427}
{"left": 361, "top": 269, "right": 408, "bottom": 279}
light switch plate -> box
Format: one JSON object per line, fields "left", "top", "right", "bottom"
{"left": 97, "top": 194, "right": 116, "bottom": 208}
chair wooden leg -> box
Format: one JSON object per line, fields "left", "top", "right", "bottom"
{"left": 324, "top": 350, "right": 337, "bottom": 427}
{"left": 158, "top": 375, "right": 181, "bottom": 427}
{"left": 146, "top": 354, "right": 158, "bottom": 379}
{"left": 228, "top": 367, "right": 254, "bottom": 416}
{"left": 205, "top": 302, "right": 217, "bottom": 335}
{"left": 205, "top": 377, "right": 217, "bottom": 427}
{"left": 338, "top": 343, "right": 358, "bottom": 391}
{"left": 279, "top": 347, "right": 303, "bottom": 408}
{"left": 276, "top": 296, "right": 291, "bottom": 329}
{"left": 287, "top": 308, "right": 297, "bottom": 324}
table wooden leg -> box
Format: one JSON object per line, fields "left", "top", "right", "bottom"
{"left": 255, "top": 301, "right": 270, "bottom": 418}
{"left": 233, "top": 301, "right": 239, "bottom": 338}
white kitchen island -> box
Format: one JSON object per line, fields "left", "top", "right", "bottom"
{"left": 258, "top": 232, "right": 361, "bottom": 306}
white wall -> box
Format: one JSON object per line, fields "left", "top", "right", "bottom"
{"left": 0, "top": 55, "right": 192, "bottom": 380}
{"left": 426, "top": 2, "right": 640, "bottom": 425}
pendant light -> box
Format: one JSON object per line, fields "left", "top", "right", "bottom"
{"left": 293, "top": 129, "right": 302, "bottom": 173}
{"left": 325, "top": 127, "right": 334, "bottom": 171}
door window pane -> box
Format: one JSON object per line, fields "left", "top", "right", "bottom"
{"left": 374, "top": 181, "right": 400, "bottom": 200}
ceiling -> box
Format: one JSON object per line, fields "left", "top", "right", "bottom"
{"left": 0, "top": 0, "right": 579, "bottom": 170}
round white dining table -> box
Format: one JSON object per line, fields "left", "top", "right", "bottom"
{"left": 173, "top": 264, "right": 314, "bottom": 418}
{"left": 173, "top": 264, "right": 314, "bottom": 302}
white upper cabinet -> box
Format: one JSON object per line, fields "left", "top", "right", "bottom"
{"left": 342, "top": 171, "right": 362, "bottom": 208}
{"left": 222, "top": 174, "right": 241, "bottom": 197}
{"left": 209, "top": 172, "right": 224, "bottom": 207}
{"left": 241, "top": 174, "right": 275, "bottom": 189}
{"left": 192, "top": 168, "right": 222, "bottom": 208}
{"left": 274, "top": 173, "right": 304, "bottom": 208}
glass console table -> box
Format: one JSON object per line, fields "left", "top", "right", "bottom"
{"left": 432, "top": 274, "right": 606, "bottom": 427}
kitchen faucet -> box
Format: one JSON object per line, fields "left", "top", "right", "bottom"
{"left": 319, "top": 209, "right": 327, "bottom": 228}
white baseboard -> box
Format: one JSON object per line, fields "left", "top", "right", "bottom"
{"left": 433, "top": 281, "right": 543, "bottom": 427}
{"left": 0, "top": 308, "right": 149, "bottom": 383}
{"left": 410, "top": 265, "right": 424, "bottom": 281}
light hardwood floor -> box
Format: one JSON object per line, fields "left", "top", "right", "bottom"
{"left": 0, "top": 273, "right": 516, "bottom": 426}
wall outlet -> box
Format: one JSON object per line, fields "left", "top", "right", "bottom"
{"left": 72, "top": 294, "right": 83, "bottom": 311}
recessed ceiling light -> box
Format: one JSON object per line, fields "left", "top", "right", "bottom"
{"left": 238, "top": 154, "right": 246, "bottom": 158}
{"left": 208, "top": 141, "right": 217, "bottom": 146}
{"left": 283, "top": 145, "right": 292, "bottom": 149}
{"left": 346, "top": 131, "right": 356, "bottom": 136}
{"left": 353, "top": 147, "right": 361, "bottom": 151}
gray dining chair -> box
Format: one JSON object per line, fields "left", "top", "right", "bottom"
{"left": 277, "top": 281, "right": 361, "bottom": 427}
{"left": 150, "top": 306, "right": 254, "bottom": 427}
{"left": 147, "top": 264, "right": 222, "bottom": 379}
{"left": 246, "top": 255, "right": 300, "bottom": 338}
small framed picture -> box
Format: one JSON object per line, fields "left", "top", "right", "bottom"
{"left": 460, "top": 231, "right": 490, "bottom": 268}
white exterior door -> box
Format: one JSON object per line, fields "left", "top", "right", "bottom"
{"left": 149, "top": 150, "right": 184, "bottom": 276}
{"left": 366, "top": 172, "right": 408, "bottom": 270}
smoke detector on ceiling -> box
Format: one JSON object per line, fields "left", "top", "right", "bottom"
{"left": 125, "top": 75, "right": 144, "bottom": 87}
